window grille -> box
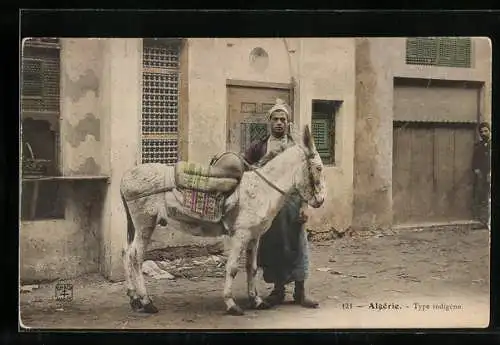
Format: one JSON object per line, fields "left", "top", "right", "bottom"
{"left": 241, "top": 122, "right": 268, "bottom": 154}
{"left": 141, "top": 39, "right": 181, "bottom": 165}
{"left": 406, "top": 37, "right": 472, "bottom": 68}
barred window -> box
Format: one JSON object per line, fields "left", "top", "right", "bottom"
{"left": 406, "top": 37, "right": 472, "bottom": 68}
{"left": 141, "top": 39, "right": 181, "bottom": 165}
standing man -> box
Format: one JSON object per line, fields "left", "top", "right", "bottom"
{"left": 244, "top": 99, "right": 319, "bottom": 309}
{"left": 472, "top": 121, "right": 491, "bottom": 227}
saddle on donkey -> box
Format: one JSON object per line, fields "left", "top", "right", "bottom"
{"left": 168, "top": 153, "right": 245, "bottom": 224}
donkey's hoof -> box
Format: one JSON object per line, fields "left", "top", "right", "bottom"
{"left": 130, "top": 298, "right": 143, "bottom": 311}
{"left": 142, "top": 302, "right": 159, "bottom": 314}
{"left": 255, "top": 300, "right": 272, "bottom": 310}
{"left": 249, "top": 298, "right": 271, "bottom": 310}
{"left": 227, "top": 305, "right": 245, "bottom": 316}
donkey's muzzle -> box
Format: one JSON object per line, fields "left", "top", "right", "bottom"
{"left": 310, "top": 196, "right": 324, "bottom": 208}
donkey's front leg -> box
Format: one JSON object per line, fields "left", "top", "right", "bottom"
{"left": 246, "top": 237, "right": 270, "bottom": 310}
{"left": 224, "top": 230, "right": 251, "bottom": 316}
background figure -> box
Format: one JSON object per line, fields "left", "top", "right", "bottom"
{"left": 244, "top": 99, "right": 319, "bottom": 309}
{"left": 472, "top": 122, "right": 491, "bottom": 227}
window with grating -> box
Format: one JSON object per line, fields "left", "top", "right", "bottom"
{"left": 241, "top": 122, "right": 268, "bottom": 154}
{"left": 141, "top": 39, "right": 181, "bottom": 165}
{"left": 311, "top": 100, "right": 341, "bottom": 165}
{"left": 406, "top": 37, "right": 472, "bottom": 68}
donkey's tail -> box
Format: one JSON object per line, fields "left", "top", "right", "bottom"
{"left": 121, "top": 192, "right": 135, "bottom": 244}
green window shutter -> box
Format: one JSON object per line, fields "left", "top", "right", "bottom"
{"left": 453, "top": 38, "right": 472, "bottom": 68}
{"left": 406, "top": 37, "right": 471, "bottom": 68}
{"left": 22, "top": 59, "right": 44, "bottom": 97}
{"left": 436, "top": 37, "right": 456, "bottom": 67}
{"left": 406, "top": 37, "right": 438, "bottom": 65}
{"left": 311, "top": 117, "right": 331, "bottom": 163}
{"left": 436, "top": 37, "right": 471, "bottom": 68}
{"left": 22, "top": 43, "right": 61, "bottom": 114}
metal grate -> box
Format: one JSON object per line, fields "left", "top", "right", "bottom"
{"left": 406, "top": 38, "right": 472, "bottom": 68}
{"left": 141, "top": 40, "right": 181, "bottom": 164}
{"left": 141, "top": 138, "right": 178, "bottom": 164}
{"left": 240, "top": 122, "right": 268, "bottom": 154}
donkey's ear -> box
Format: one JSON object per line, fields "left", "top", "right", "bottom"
{"left": 303, "top": 124, "right": 315, "bottom": 150}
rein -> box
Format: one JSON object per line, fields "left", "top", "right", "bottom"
{"left": 217, "top": 151, "right": 311, "bottom": 204}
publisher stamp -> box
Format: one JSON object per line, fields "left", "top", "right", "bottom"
{"left": 55, "top": 282, "right": 73, "bottom": 302}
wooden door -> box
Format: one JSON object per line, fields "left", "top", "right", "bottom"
{"left": 392, "top": 123, "right": 476, "bottom": 224}
{"left": 227, "top": 86, "right": 291, "bottom": 154}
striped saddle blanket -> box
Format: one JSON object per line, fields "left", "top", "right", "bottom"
{"left": 171, "top": 161, "right": 240, "bottom": 223}
{"left": 174, "top": 161, "right": 239, "bottom": 193}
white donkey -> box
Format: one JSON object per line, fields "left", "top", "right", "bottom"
{"left": 120, "top": 124, "right": 327, "bottom": 316}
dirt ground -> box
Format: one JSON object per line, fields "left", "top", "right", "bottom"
{"left": 19, "top": 227, "right": 490, "bottom": 330}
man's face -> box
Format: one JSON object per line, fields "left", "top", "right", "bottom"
{"left": 479, "top": 126, "right": 491, "bottom": 141}
{"left": 270, "top": 111, "right": 288, "bottom": 137}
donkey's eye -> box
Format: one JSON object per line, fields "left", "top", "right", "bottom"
{"left": 316, "top": 166, "right": 322, "bottom": 172}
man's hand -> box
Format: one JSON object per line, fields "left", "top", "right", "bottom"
{"left": 298, "top": 207, "right": 309, "bottom": 223}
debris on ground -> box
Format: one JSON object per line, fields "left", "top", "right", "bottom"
{"left": 145, "top": 243, "right": 225, "bottom": 262}
{"left": 153, "top": 254, "right": 227, "bottom": 279}
{"left": 20, "top": 285, "right": 39, "bottom": 293}
{"left": 316, "top": 267, "right": 331, "bottom": 272}
{"left": 396, "top": 272, "right": 421, "bottom": 282}
{"left": 307, "top": 226, "right": 398, "bottom": 243}
{"left": 142, "top": 260, "right": 175, "bottom": 280}
{"left": 329, "top": 270, "right": 367, "bottom": 279}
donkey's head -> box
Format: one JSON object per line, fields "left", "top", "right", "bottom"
{"left": 290, "top": 124, "right": 327, "bottom": 208}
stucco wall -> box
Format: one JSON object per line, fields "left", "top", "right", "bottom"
{"left": 352, "top": 37, "right": 492, "bottom": 231}
{"left": 20, "top": 183, "right": 104, "bottom": 283}
{"left": 60, "top": 39, "right": 104, "bottom": 176}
